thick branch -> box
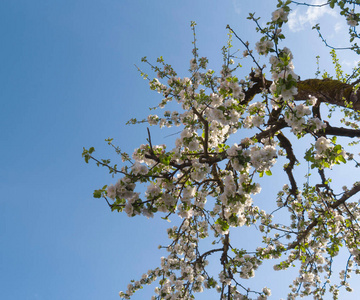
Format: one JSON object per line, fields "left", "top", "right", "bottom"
{"left": 244, "top": 77, "right": 360, "bottom": 111}
{"left": 277, "top": 132, "right": 299, "bottom": 195}
{"left": 295, "top": 79, "right": 360, "bottom": 110}
{"left": 330, "top": 183, "right": 360, "bottom": 208}
{"left": 324, "top": 125, "right": 360, "bottom": 137}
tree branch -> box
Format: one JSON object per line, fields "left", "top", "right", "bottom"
{"left": 277, "top": 132, "right": 299, "bottom": 197}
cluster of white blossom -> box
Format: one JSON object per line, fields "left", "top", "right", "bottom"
{"left": 314, "top": 136, "right": 332, "bottom": 156}
{"left": 237, "top": 254, "right": 263, "bottom": 279}
{"left": 106, "top": 177, "right": 139, "bottom": 216}
{"left": 271, "top": 7, "right": 288, "bottom": 22}
{"left": 347, "top": 10, "right": 359, "bottom": 27}
{"left": 119, "top": 268, "right": 162, "bottom": 299}
{"left": 243, "top": 101, "right": 266, "bottom": 128}
{"left": 255, "top": 39, "right": 274, "bottom": 56}
{"left": 284, "top": 101, "right": 326, "bottom": 134}
{"left": 268, "top": 48, "right": 298, "bottom": 104}
{"left": 248, "top": 144, "right": 277, "bottom": 172}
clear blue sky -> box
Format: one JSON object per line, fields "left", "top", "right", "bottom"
{"left": 1, "top": 1, "right": 359, "bottom": 299}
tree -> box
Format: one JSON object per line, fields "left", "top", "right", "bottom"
{"left": 83, "top": 1, "right": 360, "bottom": 299}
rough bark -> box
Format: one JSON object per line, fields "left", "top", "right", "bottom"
{"left": 295, "top": 78, "right": 360, "bottom": 111}
{"left": 246, "top": 75, "right": 360, "bottom": 111}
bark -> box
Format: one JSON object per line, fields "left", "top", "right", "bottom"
{"left": 295, "top": 78, "right": 360, "bottom": 111}
{"left": 246, "top": 75, "right": 360, "bottom": 111}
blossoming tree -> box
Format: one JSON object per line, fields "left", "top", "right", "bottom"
{"left": 83, "top": 0, "right": 360, "bottom": 299}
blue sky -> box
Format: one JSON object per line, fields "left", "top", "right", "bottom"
{"left": 1, "top": 1, "right": 359, "bottom": 299}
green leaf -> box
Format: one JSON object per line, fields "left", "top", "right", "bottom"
{"left": 265, "top": 170, "right": 272, "bottom": 176}
{"left": 345, "top": 219, "right": 351, "bottom": 228}
{"left": 338, "top": 155, "right": 347, "bottom": 164}
{"left": 334, "top": 144, "right": 341, "bottom": 152}
{"left": 160, "top": 155, "right": 171, "bottom": 166}
{"left": 93, "top": 189, "right": 103, "bottom": 198}
{"left": 215, "top": 218, "right": 229, "bottom": 232}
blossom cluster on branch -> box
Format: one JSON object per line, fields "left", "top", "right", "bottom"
{"left": 83, "top": 0, "right": 360, "bottom": 299}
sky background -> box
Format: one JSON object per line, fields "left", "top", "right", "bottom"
{"left": 1, "top": 0, "right": 359, "bottom": 299}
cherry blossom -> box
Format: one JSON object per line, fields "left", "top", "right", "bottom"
{"left": 83, "top": 1, "right": 360, "bottom": 299}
